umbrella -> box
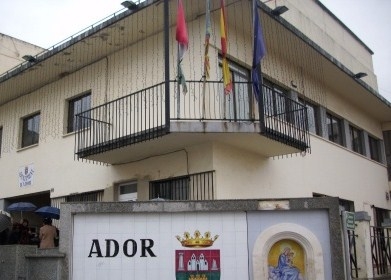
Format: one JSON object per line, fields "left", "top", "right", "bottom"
{"left": 35, "top": 206, "right": 60, "bottom": 220}
{"left": 0, "top": 210, "right": 11, "bottom": 232}
{"left": 7, "top": 202, "right": 37, "bottom": 219}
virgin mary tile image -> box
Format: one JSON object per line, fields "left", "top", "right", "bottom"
{"left": 268, "top": 240, "right": 305, "bottom": 280}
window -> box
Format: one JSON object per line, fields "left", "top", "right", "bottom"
{"left": 374, "top": 207, "right": 390, "bottom": 227}
{"left": 67, "top": 92, "right": 91, "bottom": 133}
{"left": 150, "top": 176, "right": 189, "bottom": 200}
{"left": 349, "top": 125, "right": 364, "bottom": 155}
{"left": 298, "top": 99, "right": 319, "bottom": 135}
{"left": 263, "top": 79, "right": 288, "bottom": 121}
{"left": 219, "top": 58, "right": 252, "bottom": 121}
{"left": 118, "top": 182, "right": 137, "bottom": 201}
{"left": 0, "top": 127, "right": 2, "bottom": 157}
{"left": 326, "top": 112, "right": 343, "bottom": 145}
{"left": 369, "top": 135, "right": 381, "bottom": 163}
{"left": 21, "top": 113, "right": 40, "bottom": 148}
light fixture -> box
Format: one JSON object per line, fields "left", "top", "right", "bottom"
{"left": 272, "top": 6, "right": 289, "bottom": 16}
{"left": 22, "top": 55, "right": 37, "bottom": 63}
{"left": 353, "top": 72, "right": 367, "bottom": 79}
{"left": 121, "top": 1, "right": 138, "bottom": 10}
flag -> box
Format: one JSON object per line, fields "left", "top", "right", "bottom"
{"left": 176, "top": 0, "right": 188, "bottom": 94}
{"left": 204, "top": 0, "right": 211, "bottom": 80}
{"left": 252, "top": 0, "right": 266, "bottom": 102}
{"left": 220, "top": 0, "right": 232, "bottom": 94}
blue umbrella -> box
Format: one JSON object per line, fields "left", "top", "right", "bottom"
{"left": 35, "top": 206, "right": 60, "bottom": 220}
{"left": 7, "top": 202, "right": 37, "bottom": 219}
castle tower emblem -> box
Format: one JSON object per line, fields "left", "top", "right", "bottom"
{"left": 175, "top": 230, "right": 220, "bottom": 280}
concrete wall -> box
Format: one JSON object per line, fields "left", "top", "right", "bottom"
{"left": 58, "top": 198, "right": 344, "bottom": 280}
{"left": 0, "top": 33, "right": 44, "bottom": 75}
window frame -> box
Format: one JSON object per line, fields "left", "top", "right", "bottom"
{"left": 118, "top": 181, "right": 138, "bottom": 202}
{"left": 368, "top": 135, "right": 381, "bottom": 163}
{"left": 349, "top": 124, "right": 364, "bottom": 155}
{"left": 67, "top": 92, "right": 91, "bottom": 133}
{"left": 218, "top": 57, "right": 253, "bottom": 121}
{"left": 298, "top": 98, "right": 319, "bottom": 135}
{"left": 263, "top": 79, "right": 288, "bottom": 121}
{"left": 326, "top": 112, "right": 343, "bottom": 145}
{"left": 21, "top": 112, "right": 40, "bottom": 148}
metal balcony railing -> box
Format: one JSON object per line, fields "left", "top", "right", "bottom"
{"left": 75, "top": 80, "right": 309, "bottom": 159}
{"left": 149, "top": 170, "right": 215, "bottom": 201}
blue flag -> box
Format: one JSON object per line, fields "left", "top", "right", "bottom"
{"left": 252, "top": 0, "right": 266, "bottom": 102}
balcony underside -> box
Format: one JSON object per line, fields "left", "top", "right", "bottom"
{"left": 79, "top": 121, "right": 304, "bottom": 165}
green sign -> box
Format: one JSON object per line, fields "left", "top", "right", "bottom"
{"left": 346, "top": 211, "right": 355, "bottom": 230}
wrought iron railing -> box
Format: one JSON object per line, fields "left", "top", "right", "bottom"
{"left": 149, "top": 170, "right": 215, "bottom": 200}
{"left": 348, "top": 229, "right": 359, "bottom": 278}
{"left": 371, "top": 226, "right": 391, "bottom": 276}
{"left": 262, "top": 85, "right": 310, "bottom": 151}
{"left": 75, "top": 80, "right": 309, "bottom": 159}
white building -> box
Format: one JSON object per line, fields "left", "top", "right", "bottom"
{"left": 0, "top": 0, "right": 390, "bottom": 278}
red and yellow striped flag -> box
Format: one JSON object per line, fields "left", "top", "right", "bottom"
{"left": 220, "top": 0, "right": 232, "bottom": 94}
{"left": 204, "top": 0, "right": 211, "bottom": 80}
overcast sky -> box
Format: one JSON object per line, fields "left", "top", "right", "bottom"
{"left": 0, "top": 0, "right": 390, "bottom": 102}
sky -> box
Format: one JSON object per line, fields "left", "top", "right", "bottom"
{"left": 0, "top": 0, "right": 390, "bottom": 102}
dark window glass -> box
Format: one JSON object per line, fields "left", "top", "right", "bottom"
{"left": 349, "top": 125, "right": 364, "bottom": 155}
{"left": 369, "top": 135, "right": 381, "bottom": 163}
{"left": 22, "top": 113, "right": 40, "bottom": 147}
{"left": 67, "top": 93, "right": 91, "bottom": 133}
{"left": 150, "top": 176, "right": 190, "bottom": 200}
{"left": 120, "top": 183, "right": 137, "bottom": 195}
{"left": 326, "top": 113, "right": 343, "bottom": 145}
{"left": 263, "top": 80, "right": 287, "bottom": 122}
{"left": 374, "top": 207, "right": 390, "bottom": 227}
{"left": 298, "top": 99, "right": 318, "bottom": 135}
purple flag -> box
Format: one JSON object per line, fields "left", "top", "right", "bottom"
{"left": 252, "top": 0, "right": 266, "bottom": 102}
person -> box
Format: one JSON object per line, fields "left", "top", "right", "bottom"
{"left": 39, "top": 218, "right": 58, "bottom": 249}
{"left": 19, "top": 218, "right": 32, "bottom": 244}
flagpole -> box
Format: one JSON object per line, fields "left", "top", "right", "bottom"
{"left": 176, "top": 0, "right": 181, "bottom": 119}
{"left": 164, "top": 0, "right": 170, "bottom": 130}
{"left": 253, "top": 0, "right": 266, "bottom": 133}
{"left": 177, "top": 43, "right": 181, "bottom": 119}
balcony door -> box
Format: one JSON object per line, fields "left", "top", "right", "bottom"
{"left": 220, "top": 59, "right": 253, "bottom": 121}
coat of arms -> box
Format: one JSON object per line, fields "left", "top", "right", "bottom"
{"left": 175, "top": 230, "right": 220, "bottom": 280}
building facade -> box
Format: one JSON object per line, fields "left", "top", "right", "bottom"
{"left": 0, "top": 0, "right": 390, "bottom": 279}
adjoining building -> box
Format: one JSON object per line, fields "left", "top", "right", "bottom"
{"left": 0, "top": 33, "right": 44, "bottom": 74}
{"left": 0, "top": 0, "right": 390, "bottom": 279}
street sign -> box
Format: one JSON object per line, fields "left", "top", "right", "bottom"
{"left": 345, "top": 211, "right": 355, "bottom": 230}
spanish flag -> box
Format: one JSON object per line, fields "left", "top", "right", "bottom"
{"left": 204, "top": 0, "right": 211, "bottom": 80}
{"left": 220, "top": 0, "right": 232, "bottom": 94}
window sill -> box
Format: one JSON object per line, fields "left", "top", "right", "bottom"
{"left": 17, "top": 143, "right": 39, "bottom": 152}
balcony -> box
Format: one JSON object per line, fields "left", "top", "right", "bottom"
{"left": 75, "top": 80, "right": 309, "bottom": 164}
